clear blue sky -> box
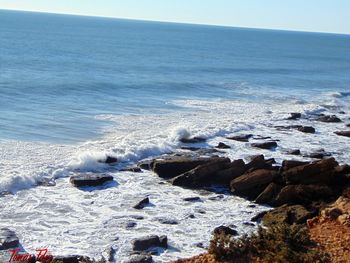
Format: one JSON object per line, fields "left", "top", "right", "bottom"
{"left": 0, "top": 0, "right": 349, "bottom": 34}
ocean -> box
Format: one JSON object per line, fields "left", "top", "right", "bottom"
{"left": 0, "top": 9, "right": 350, "bottom": 262}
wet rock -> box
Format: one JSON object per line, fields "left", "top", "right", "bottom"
{"left": 157, "top": 218, "right": 179, "bottom": 225}
{"left": 0, "top": 228, "right": 19, "bottom": 250}
{"left": 346, "top": 124, "right": 350, "bottom": 128}
{"left": 213, "top": 226, "right": 238, "bottom": 236}
{"left": 70, "top": 174, "right": 114, "bottom": 187}
{"left": 255, "top": 182, "right": 282, "bottom": 204}
{"left": 133, "top": 197, "right": 150, "bottom": 210}
{"left": 104, "top": 156, "right": 118, "bottom": 164}
{"left": 226, "top": 134, "right": 253, "bottom": 142}
{"left": 282, "top": 158, "right": 338, "bottom": 185}
{"left": 334, "top": 131, "right": 350, "bottom": 138}
{"left": 305, "top": 149, "right": 332, "bottom": 159}
{"left": 125, "top": 222, "right": 137, "bottom": 229}
{"left": 137, "top": 159, "right": 155, "bottom": 170}
{"left": 215, "top": 142, "right": 231, "bottom": 149}
{"left": 171, "top": 157, "right": 231, "bottom": 188}
{"left": 286, "top": 149, "right": 301, "bottom": 155}
{"left": 263, "top": 204, "right": 314, "bottom": 225}
{"left": 251, "top": 141, "right": 277, "bottom": 150}
{"left": 125, "top": 255, "right": 152, "bottom": 263}
{"left": 208, "top": 194, "right": 224, "bottom": 201}
{"left": 230, "top": 169, "right": 279, "bottom": 199}
{"left": 297, "top": 126, "right": 315, "bottom": 133}
{"left": 153, "top": 157, "right": 216, "bottom": 179}
{"left": 245, "top": 155, "right": 273, "bottom": 172}
{"left": 213, "top": 159, "right": 246, "bottom": 185}
{"left": 180, "top": 137, "right": 206, "bottom": 143}
{"left": 132, "top": 235, "right": 167, "bottom": 251}
{"left": 195, "top": 242, "right": 205, "bottom": 249}
{"left": 287, "top": 112, "right": 302, "bottom": 120}
{"left": 281, "top": 160, "right": 310, "bottom": 172}
{"left": 181, "top": 146, "right": 201, "bottom": 151}
{"left": 183, "top": 197, "right": 201, "bottom": 202}
{"left": 130, "top": 215, "right": 145, "bottom": 220}
{"left": 251, "top": 211, "right": 268, "bottom": 222}
{"left": 274, "top": 184, "right": 333, "bottom": 206}
{"left": 0, "top": 191, "right": 12, "bottom": 197}
{"left": 317, "top": 115, "right": 342, "bottom": 123}
{"left": 243, "top": 222, "right": 255, "bottom": 227}
{"left": 121, "top": 167, "right": 142, "bottom": 173}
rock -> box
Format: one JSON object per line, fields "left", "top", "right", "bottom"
{"left": 347, "top": 124, "right": 350, "bottom": 128}
{"left": 70, "top": 174, "right": 113, "bottom": 187}
{"left": 255, "top": 183, "right": 282, "bottom": 204}
{"left": 37, "top": 178, "right": 56, "bottom": 187}
{"left": 133, "top": 198, "right": 150, "bottom": 210}
{"left": 213, "top": 159, "right": 246, "bottom": 185}
{"left": 251, "top": 141, "right": 277, "bottom": 150}
{"left": 287, "top": 113, "right": 302, "bottom": 120}
{"left": 171, "top": 157, "right": 231, "bottom": 188}
{"left": 226, "top": 134, "right": 253, "bottom": 142}
{"left": 343, "top": 187, "right": 350, "bottom": 199}
{"left": 52, "top": 256, "right": 82, "bottom": 263}
{"left": 305, "top": 150, "right": 332, "bottom": 159}
{"left": 286, "top": 149, "right": 301, "bottom": 155}
{"left": 152, "top": 157, "right": 216, "bottom": 179}
{"left": 125, "top": 255, "right": 153, "bottom": 263}
{"left": 195, "top": 242, "right": 205, "bottom": 248}
{"left": 251, "top": 211, "right": 268, "bottom": 222}
{"left": 137, "top": 159, "right": 155, "bottom": 170}
{"left": 121, "top": 167, "right": 142, "bottom": 173}
{"left": 230, "top": 169, "right": 279, "bottom": 199}
{"left": 215, "top": 142, "right": 231, "bottom": 149}
{"left": 262, "top": 204, "right": 314, "bottom": 225}
{"left": 183, "top": 197, "right": 201, "bottom": 202}
{"left": 282, "top": 158, "right": 338, "bottom": 185}
{"left": 180, "top": 137, "right": 206, "bottom": 143}
{"left": 104, "top": 156, "right": 118, "bottom": 164}
{"left": 281, "top": 160, "right": 309, "bottom": 172}
{"left": 157, "top": 218, "right": 179, "bottom": 225}
{"left": 297, "top": 126, "right": 315, "bottom": 133}
{"left": 245, "top": 155, "right": 273, "bottom": 172}
{"left": 132, "top": 235, "right": 167, "bottom": 251}
{"left": 334, "top": 131, "right": 350, "bottom": 138}
{"left": 125, "top": 222, "right": 137, "bottom": 229}
{"left": 0, "top": 228, "right": 19, "bottom": 250}
{"left": 317, "top": 115, "right": 342, "bottom": 123}
{"left": 213, "top": 226, "right": 238, "bottom": 236}
{"left": 274, "top": 184, "right": 333, "bottom": 206}
{"left": 243, "top": 222, "right": 255, "bottom": 226}
{"left": 208, "top": 195, "right": 225, "bottom": 201}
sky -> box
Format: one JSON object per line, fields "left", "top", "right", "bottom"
{"left": 0, "top": 0, "right": 349, "bottom": 34}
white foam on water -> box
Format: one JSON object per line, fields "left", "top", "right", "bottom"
{"left": 0, "top": 92, "right": 350, "bottom": 262}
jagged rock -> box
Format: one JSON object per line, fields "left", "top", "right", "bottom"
{"left": 274, "top": 184, "right": 333, "bottom": 206}
{"left": 281, "top": 160, "right": 310, "bottom": 172}
{"left": 216, "top": 142, "right": 231, "bottom": 149}
{"left": 287, "top": 113, "right": 301, "bottom": 120}
{"left": 70, "top": 174, "right": 113, "bottom": 187}
{"left": 213, "top": 226, "right": 238, "bottom": 236}
{"left": 255, "top": 183, "right": 282, "bottom": 204}
{"left": 317, "top": 115, "right": 342, "bottom": 123}
{"left": 171, "top": 157, "right": 231, "bottom": 188}
{"left": 0, "top": 228, "right": 19, "bottom": 250}
{"left": 230, "top": 169, "right": 279, "bottom": 199}
{"left": 286, "top": 149, "right": 301, "bottom": 155}
{"left": 226, "top": 134, "right": 253, "bottom": 142}
{"left": 298, "top": 126, "right": 315, "bottom": 133}
{"left": 334, "top": 131, "right": 350, "bottom": 138}
{"left": 152, "top": 157, "right": 216, "bottom": 179}
{"left": 251, "top": 141, "right": 277, "bottom": 150}
{"left": 180, "top": 137, "right": 206, "bottom": 143}
{"left": 213, "top": 159, "right": 246, "bottom": 185}
{"left": 133, "top": 198, "right": 150, "bottom": 210}
{"left": 125, "top": 255, "right": 153, "bottom": 263}
{"left": 282, "top": 158, "right": 338, "bottom": 185}
{"left": 262, "top": 204, "right": 314, "bottom": 225}
{"left": 132, "top": 235, "right": 167, "bottom": 251}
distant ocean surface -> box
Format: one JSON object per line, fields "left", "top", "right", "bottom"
{"left": 1, "top": 10, "right": 350, "bottom": 262}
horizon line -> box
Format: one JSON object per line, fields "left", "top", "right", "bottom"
{"left": 1, "top": 7, "right": 349, "bottom": 36}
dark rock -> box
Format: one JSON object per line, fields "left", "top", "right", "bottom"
{"left": 305, "top": 149, "right": 332, "bottom": 159}
{"left": 195, "top": 242, "right": 205, "bottom": 249}
{"left": 180, "top": 137, "right": 206, "bottom": 143}
{"left": 339, "top": 111, "right": 346, "bottom": 114}
{"left": 137, "top": 159, "right": 155, "bottom": 170}
{"left": 243, "top": 222, "right": 255, "bottom": 227}
{"left": 52, "top": 256, "right": 82, "bottom": 263}
{"left": 251, "top": 141, "right": 277, "bottom": 150}
{"left": 251, "top": 211, "right": 267, "bottom": 222}
{"left": 297, "top": 126, "right": 315, "bottom": 133}
{"left": 104, "top": 156, "right": 118, "bottom": 164}
{"left": 187, "top": 214, "right": 196, "bottom": 219}
{"left": 286, "top": 149, "right": 301, "bottom": 155}
{"left": 226, "top": 134, "right": 253, "bottom": 142}
{"left": 37, "top": 178, "right": 56, "bottom": 187}
{"left": 230, "top": 169, "right": 280, "bottom": 199}
{"left": 317, "top": 115, "right": 342, "bottom": 123}
{"left": 346, "top": 124, "right": 350, "bottom": 128}
{"left": 245, "top": 155, "right": 273, "bottom": 172}
{"left": 121, "top": 167, "right": 142, "bottom": 173}
{"left": 213, "top": 159, "right": 246, "bottom": 185}
{"left": 0, "top": 228, "right": 19, "bottom": 250}
{"left": 282, "top": 158, "right": 338, "bottom": 185}
{"left": 157, "top": 218, "right": 178, "bottom": 225}
{"left": 287, "top": 113, "right": 302, "bottom": 120}
{"left": 132, "top": 235, "right": 167, "bottom": 251}
{"left": 263, "top": 204, "right": 314, "bottom": 225}
{"left": 133, "top": 198, "right": 150, "bottom": 210}
{"left": 0, "top": 191, "right": 12, "bottom": 197}
{"left": 70, "top": 174, "right": 113, "bottom": 187}
{"left": 195, "top": 208, "right": 206, "bottom": 214}
{"left": 208, "top": 195, "right": 225, "bottom": 201}
{"left": 181, "top": 146, "right": 201, "bottom": 151}
{"left": 125, "top": 255, "right": 153, "bottom": 263}
{"left": 281, "top": 160, "right": 310, "bottom": 172}
{"left": 216, "top": 142, "right": 231, "bottom": 149}
{"left": 213, "top": 226, "right": 238, "bottom": 236}
{"left": 153, "top": 157, "right": 216, "bottom": 179}
{"left": 255, "top": 183, "right": 282, "bottom": 204}
{"left": 183, "top": 197, "right": 201, "bottom": 202}
{"left": 125, "top": 222, "right": 137, "bottom": 229}
{"left": 130, "top": 215, "right": 145, "bottom": 220}
{"left": 334, "top": 131, "right": 350, "bottom": 138}
{"left": 274, "top": 184, "right": 333, "bottom": 206}
{"left": 171, "top": 157, "right": 231, "bottom": 188}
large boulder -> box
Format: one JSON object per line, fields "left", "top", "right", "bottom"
{"left": 152, "top": 157, "right": 216, "bottom": 179}
{"left": 255, "top": 182, "right": 283, "bottom": 204}
{"left": 281, "top": 160, "right": 310, "bottom": 172}
{"left": 0, "top": 228, "right": 19, "bottom": 250}
{"left": 132, "top": 235, "right": 167, "bottom": 251}
{"left": 70, "top": 174, "right": 114, "bottom": 187}
{"left": 171, "top": 157, "right": 231, "bottom": 188}
{"left": 213, "top": 226, "right": 238, "bottom": 236}
{"left": 273, "top": 184, "right": 333, "bottom": 206}
{"left": 282, "top": 158, "right": 338, "bottom": 185}
{"left": 251, "top": 141, "right": 278, "bottom": 150}
{"left": 212, "top": 159, "right": 246, "bottom": 185}
{"left": 245, "top": 155, "right": 273, "bottom": 172}
{"left": 230, "top": 169, "right": 279, "bottom": 199}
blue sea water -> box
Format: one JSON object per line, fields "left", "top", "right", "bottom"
{"left": 0, "top": 9, "right": 350, "bottom": 143}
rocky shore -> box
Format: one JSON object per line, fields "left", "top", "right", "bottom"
{"left": 1, "top": 112, "right": 350, "bottom": 262}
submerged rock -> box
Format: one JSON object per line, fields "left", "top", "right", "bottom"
{"left": 133, "top": 197, "right": 150, "bottom": 210}
{"left": 132, "top": 235, "right": 167, "bottom": 251}
{"left": 180, "top": 137, "right": 206, "bottom": 143}
{"left": 0, "top": 228, "right": 19, "bottom": 250}
{"left": 317, "top": 115, "right": 342, "bottom": 123}
{"left": 251, "top": 141, "right": 278, "bottom": 150}
{"left": 287, "top": 112, "right": 302, "bottom": 120}
{"left": 121, "top": 167, "right": 142, "bottom": 173}
{"left": 215, "top": 142, "right": 231, "bottom": 149}
{"left": 70, "top": 174, "right": 114, "bottom": 187}
{"left": 297, "top": 126, "right": 315, "bottom": 133}
{"left": 334, "top": 131, "right": 350, "bottom": 138}
{"left": 226, "top": 134, "right": 253, "bottom": 142}
{"left": 99, "top": 156, "right": 118, "bottom": 164}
